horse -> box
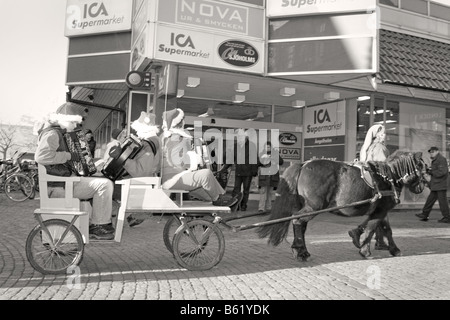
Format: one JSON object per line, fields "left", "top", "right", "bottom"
{"left": 257, "top": 151, "right": 427, "bottom": 261}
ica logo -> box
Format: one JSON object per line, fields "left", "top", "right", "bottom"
{"left": 83, "top": 2, "right": 109, "bottom": 18}
{"left": 314, "top": 109, "right": 331, "bottom": 124}
{"left": 170, "top": 33, "right": 195, "bottom": 49}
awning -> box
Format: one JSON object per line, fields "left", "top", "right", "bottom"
{"left": 379, "top": 29, "right": 450, "bottom": 93}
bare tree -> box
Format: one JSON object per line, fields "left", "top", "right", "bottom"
{"left": 0, "top": 124, "right": 19, "bottom": 159}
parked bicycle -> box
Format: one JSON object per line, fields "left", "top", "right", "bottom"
{"left": 0, "top": 153, "right": 36, "bottom": 202}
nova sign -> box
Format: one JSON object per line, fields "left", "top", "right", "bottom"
{"left": 176, "top": 0, "right": 249, "bottom": 35}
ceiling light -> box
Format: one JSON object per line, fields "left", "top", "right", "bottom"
{"left": 291, "top": 100, "right": 305, "bottom": 108}
{"left": 186, "top": 77, "right": 200, "bottom": 88}
{"left": 234, "top": 83, "right": 250, "bottom": 92}
{"left": 176, "top": 89, "right": 184, "bottom": 98}
{"left": 280, "top": 87, "right": 296, "bottom": 97}
{"left": 324, "top": 92, "right": 340, "bottom": 100}
{"left": 232, "top": 95, "right": 245, "bottom": 103}
{"left": 357, "top": 96, "right": 370, "bottom": 101}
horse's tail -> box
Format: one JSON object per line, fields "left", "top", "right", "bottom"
{"left": 257, "top": 162, "right": 304, "bottom": 246}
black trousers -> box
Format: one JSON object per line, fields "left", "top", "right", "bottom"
{"left": 422, "top": 190, "right": 450, "bottom": 218}
{"left": 232, "top": 175, "right": 253, "bottom": 208}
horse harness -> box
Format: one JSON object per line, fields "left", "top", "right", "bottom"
{"left": 351, "top": 162, "right": 400, "bottom": 203}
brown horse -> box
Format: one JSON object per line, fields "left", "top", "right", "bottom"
{"left": 257, "top": 151, "right": 427, "bottom": 261}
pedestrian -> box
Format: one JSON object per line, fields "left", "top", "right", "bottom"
{"left": 34, "top": 113, "right": 115, "bottom": 240}
{"left": 219, "top": 129, "right": 258, "bottom": 211}
{"left": 160, "top": 108, "right": 241, "bottom": 208}
{"left": 415, "top": 146, "right": 450, "bottom": 223}
{"left": 257, "top": 141, "right": 283, "bottom": 214}
{"left": 84, "top": 129, "right": 97, "bottom": 157}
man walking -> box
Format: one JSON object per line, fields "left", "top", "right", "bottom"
{"left": 416, "top": 146, "right": 450, "bottom": 223}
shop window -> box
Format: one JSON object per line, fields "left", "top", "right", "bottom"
{"left": 400, "top": 0, "right": 428, "bottom": 15}
{"left": 274, "top": 106, "right": 302, "bottom": 126}
{"left": 379, "top": 0, "right": 399, "bottom": 7}
{"left": 356, "top": 97, "right": 372, "bottom": 156}
{"left": 430, "top": 2, "right": 450, "bottom": 21}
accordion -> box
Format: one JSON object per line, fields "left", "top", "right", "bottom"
{"left": 64, "top": 130, "right": 97, "bottom": 176}
{"left": 101, "top": 135, "right": 143, "bottom": 181}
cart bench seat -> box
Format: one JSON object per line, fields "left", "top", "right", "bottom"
{"left": 114, "top": 177, "right": 230, "bottom": 242}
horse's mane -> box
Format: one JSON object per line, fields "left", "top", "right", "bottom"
{"left": 369, "top": 150, "right": 418, "bottom": 183}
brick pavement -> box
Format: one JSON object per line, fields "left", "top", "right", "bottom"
{"left": 1, "top": 192, "right": 450, "bottom": 303}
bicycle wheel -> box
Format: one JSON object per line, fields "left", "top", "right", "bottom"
{"left": 172, "top": 219, "right": 225, "bottom": 271}
{"left": 32, "top": 172, "right": 39, "bottom": 192}
{"left": 26, "top": 219, "right": 84, "bottom": 275}
{"left": 4, "top": 173, "right": 34, "bottom": 201}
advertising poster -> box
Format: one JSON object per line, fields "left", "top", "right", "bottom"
{"left": 303, "top": 101, "right": 346, "bottom": 161}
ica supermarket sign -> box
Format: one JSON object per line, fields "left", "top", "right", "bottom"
{"left": 65, "top": 0, "right": 132, "bottom": 37}
{"left": 267, "top": 0, "right": 377, "bottom": 17}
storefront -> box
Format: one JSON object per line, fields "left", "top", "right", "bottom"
{"left": 62, "top": 0, "right": 450, "bottom": 207}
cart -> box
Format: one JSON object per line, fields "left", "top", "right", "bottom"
{"left": 25, "top": 166, "right": 380, "bottom": 274}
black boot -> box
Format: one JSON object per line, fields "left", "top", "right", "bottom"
{"left": 348, "top": 226, "right": 364, "bottom": 249}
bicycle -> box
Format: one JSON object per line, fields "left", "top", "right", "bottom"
{"left": 0, "top": 159, "right": 35, "bottom": 202}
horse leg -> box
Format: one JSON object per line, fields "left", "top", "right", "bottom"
{"left": 379, "top": 218, "right": 401, "bottom": 257}
{"left": 358, "top": 219, "right": 379, "bottom": 258}
{"left": 374, "top": 217, "right": 389, "bottom": 251}
{"left": 291, "top": 218, "right": 311, "bottom": 262}
{"left": 348, "top": 218, "right": 369, "bottom": 249}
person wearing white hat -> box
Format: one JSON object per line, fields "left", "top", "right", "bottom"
{"left": 161, "top": 108, "right": 241, "bottom": 208}
{"left": 348, "top": 124, "right": 391, "bottom": 250}
{"left": 108, "top": 112, "right": 162, "bottom": 227}
{"left": 34, "top": 113, "right": 115, "bottom": 240}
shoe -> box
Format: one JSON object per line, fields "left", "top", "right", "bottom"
{"left": 258, "top": 210, "right": 265, "bottom": 214}
{"left": 240, "top": 206, "right": 247, "bottom": 211}
{"left": 415, "top": 213, "right": 429, "bottom": 221}
{"left": 438, "top": 217, "right": 450, "bottom": 223}
{"left": 127, "top": 215, "right": 144, "bottom": 227}
{"left": 89, "top": 224, "right": 115, "bottom": 240}
{"left": 212, "top": 194, "right": 239, "bottom": 207}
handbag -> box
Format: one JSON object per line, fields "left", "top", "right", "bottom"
{"left": 45, "top": 163, "right": 72, "bottom": 177}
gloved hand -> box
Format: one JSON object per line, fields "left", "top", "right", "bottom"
{"left": 109, "top": 146, "right": 122, "bottom": 159}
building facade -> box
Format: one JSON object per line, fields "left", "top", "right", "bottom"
{"left": 62, "top": 0, "right": 450, "bottom": 206}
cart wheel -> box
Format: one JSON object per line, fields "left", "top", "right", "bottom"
{"left": 25, "top": 219, "right": 84, "bottom": 275}
{"left": 163, "top": 215, "right": 214, "bottom": 254}
{"left": 163, "top": 215, "right": 182, "bottom": 254}
{"left": 172, "top": 219, "right": 225, "bottom": 271}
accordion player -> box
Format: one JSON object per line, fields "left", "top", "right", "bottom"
{"left": 101, "top": 135, "right": 143, "bottom": 181}
{"left": 64, "top": 129, "right": 97, "bottom": 176}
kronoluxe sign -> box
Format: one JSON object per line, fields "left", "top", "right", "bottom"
{"left": 218, "top": 40, "right": 259, "bottom": 68}
{"left": 267, "top": 0, "right": 377, "bottom": 17}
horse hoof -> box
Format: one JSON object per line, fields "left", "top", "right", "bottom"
{"left": 359, "top": 247, "right": 371, "bottom": 258}
{"left": 348, "top": 230, "right": 361, "bottom": 249}
{"left": 390, "top": 248, "right": 402, "bottom": 257}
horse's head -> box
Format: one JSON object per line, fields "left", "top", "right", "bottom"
{"left": 404, "top": 152, "right": 427, "bottom": 194}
